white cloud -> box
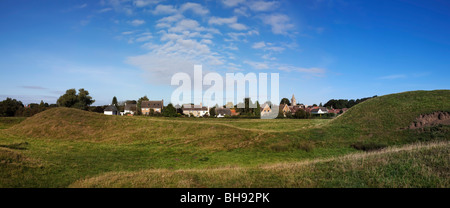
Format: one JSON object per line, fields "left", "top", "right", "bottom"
{"left": 135, "top": 35, "right": 153, "bottom": 42}
{"left": 98, "top": 8, "right": 113, "bottom": 13}
{"left": 261, "top": 14, "right": 295, "bottom": 35}
{"left": 252, "top": 41, "right": 284, "bottom": 52}
{"left": 166, "top": 18, "right": 220, "bottom": 34}
{"left": 129, "top": 19, "right": 146, "bottom": 26}
{"left": 157, "top": 14, "right": 184, "bottom": 23}
{"left": 252, "top": 41, "right": 266, "bottom": 49}
{"left": 201, "top": 39, "right": 213, "bottom": 44}
{"left": 179, "top": 2, "right": 209, "bottom": 16}
{"left": 152, "top": 4, "right": 177, "bottom": 15}
{"left": 248, "top": 1, "right": 279, "bottom": 12}
{"left": 122, "top": 31, "right": 135, "bottom": 35}
{"left": 102, "top": 0, "right": 134, "bottom": 15}
{"left": 234, "top": 7, "right": 249, "bottom": 17}
{"left": 224, "top": 44, "right": 239, "bottom": 51}
{"left": 134, "top": 0, "right": 161, "bottom": 7}
{"left": 226, "top": 30, "right": 259, "bottom": 41}
{"left": 127, "top": 38, "right": 223, "bottom": 83}
{"left": 229, "top": 23, "right": 247, "bottom": 30}
{"left": 156, "top": 22, "right": 171, "bottom": 28}
{"left": 221, "top": 0, "right": 246, "bottom": 7}
{"left": 76, "top": 4, "right": 88, "bottom": 9}
{"left": 209, "top": 16, "right": 248, "bottom": 30}
{"left": 209, "top": 16, "right": 238, "bottom": 25}
{"left": 295, "top": 67, "right": 325, "bottom": 74}
{"left": 244, "top": 61, "right": 270, "bottom": 69}
{"left": 262, "top": 53, "right": 277, "bottom": 60}
{"left": 278, "top": 65, "right": 326, "bottom": 76}
{"left": 169, "top": 19, "right": 200, "bottom": 32}
{"left": 379, "top": 74, "right": 407, "bottom": 80}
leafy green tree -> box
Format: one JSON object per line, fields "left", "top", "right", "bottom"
{"left": 137, "top": 96, "right": 149, "bottom": 115}
{"left": 57, "top": 88, "right": 95, "bottom": 110}
{"left": 277, "top": 109, "right": 285, "bottom": 119}
{"left": 294, "top": 109, "right": 307, "bottom": 119}
{"left": 280, "top": 98, "right": 291, "bottom": 106}
{"left": 112, "top": 96, "right": 118, "bottom": 106}
{"left": 39, "top": 100, "right": 45, "bottom": 108}
{"left": 255, "top": 101, "right": 261, "bottom": 117}
{"left": 209, "top": 106, "right": 216, "bottom": 117}
{"left": 0, "top": 98, "right": 24, "bottom": 117}
{"left": 162, "top": 103, "right": 177, "bottom": 117}
{"left": 57, "top": 89, "right": 78, "bottom": 108}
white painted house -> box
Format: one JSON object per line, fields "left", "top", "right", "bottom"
{"left": 310, "top": 107, "right": 328, "bottom": 114}
{"left": 123, "top": 102, "right": 137, "bottom": 115}
{"left": 215, "top": 108, "right": 231, "bottom": 118}
{"left": 183, "top": 104, "right": 209, "bottom": 117}
{"left": 104, "top": 105, "right": 118, "bottom": 115}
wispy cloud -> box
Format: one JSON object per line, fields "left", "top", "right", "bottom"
{"left": 248, "top": 1, "right": 279, "bottom": 12}
{"left": 76, "top": 4, "right": 88, "bottom": 9}
{"left": 252, "top": 41, "right": 285, "bottom": 52}
{"left": 244, "top": 60, "right": 270, "bottom": 69}
{"left": 20, "top": 86, "right": 47, "bottom": 90}
{"left": 379, "top": 74, "right": 407, "bottom": 80}
{"left": 152, "top": 4, "right": 178, "bottom": 15}
{"left": 128, "top": 19, "right": 146, "bottom": 26}
{"left": 179, "top": 2, "right": 210, "bottom": 16}
{"left": 98, "top": 8, "right": 113, "bottom": 13}
{"left": 261, "top": 14, "right": 295, "bottom": 35}
{"left": 208, "top": 16, "right": 248, "bottom": 30}
{"left": 221, "top": 0, "right": 246, "bottom": 8}
{"left": 133, "top": 0, "right": 162, "bottom": 7}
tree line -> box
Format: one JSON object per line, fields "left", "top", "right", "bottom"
{"left": 323, "top": 96, "right": 377, "bottom": 109}
{"left": 1, "top": 87, "right": 377, "bottom": 118}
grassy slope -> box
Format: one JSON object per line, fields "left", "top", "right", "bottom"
{"left": 0, "top": 90, "right": 449, "bottom": 187}
{"left": 333, "top": 90, "right": 450, "bottom": 130}
{"left": 70, "top": 142, "right": 449, "bottom": 188}
{"left": 0, "top": 117, "right": 26, "bottom": 129}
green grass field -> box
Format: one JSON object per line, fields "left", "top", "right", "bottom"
{"left": 0, "top": 90, "right": 449, "bottom": 187}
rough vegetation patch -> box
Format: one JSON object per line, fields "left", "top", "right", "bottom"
{"left": 407, "top": 112, "right": 450, "bottom": 129}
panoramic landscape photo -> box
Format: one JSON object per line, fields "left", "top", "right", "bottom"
{"left": 0, "top": 0, "right": 449, "bottom": 188}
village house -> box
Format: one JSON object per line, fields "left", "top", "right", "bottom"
{"left": 141, "top": 100, "right": 163, "bottom": 115}
{"left": 104, "top": 105, "right": 118, "bottom": 115}
{"left": 260, "top": 103, "right": 272, "bottom": 116}
{"left": 230, "top": 109, "right": 240, "bottom": 116}
{"left": 279, "top": 104, "right": 291, "bottom": 116}
{"left": 310, "top": 107, "right": 328, "bottom": 115}
{"left": 183, "top": 104, "right": 209, "bottom": 117}
{"left": 123, "top": 102, "right": 137, "bottom": 115}
{"left": 215, "top": 108, "right": 231, "bottom": 118}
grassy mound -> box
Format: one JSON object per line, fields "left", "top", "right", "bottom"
{"left": 7, "top": 108, "right": 261, "bottom": 148}
{"left": 332, "top": 90, "right": 450, "bottom": 131}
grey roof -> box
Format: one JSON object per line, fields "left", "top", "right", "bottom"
{"left": 104, "top": 105, "right": 118, "bottom": 112}
{"left": 183, "top": 105, "right": 208, "bottom": 111}
{"left": 141, "top": 100, "right": 163, "bottom": 109}
{"left": 216, "top": 108, "right": 231, "bottom": 115}
{"left": 124, "top": 103, "right": 137, "bottom": 111}
{"left": 311, "top": 107, "right": 328, "bottom": 113}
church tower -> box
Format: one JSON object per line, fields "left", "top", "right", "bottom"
{"left": 291, "top": 94, "right": 297, "bottom": 106}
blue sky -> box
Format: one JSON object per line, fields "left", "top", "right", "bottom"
{"left": 0, "top": 0, "right": 449, "bottom": 106}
